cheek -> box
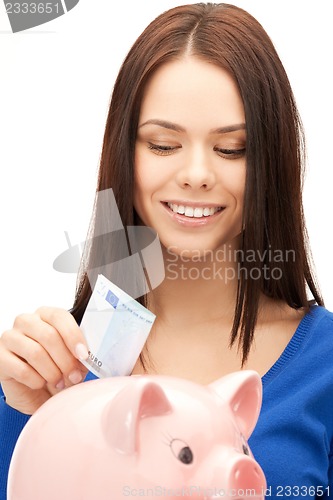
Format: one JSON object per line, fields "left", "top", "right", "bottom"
{"left": 134, "top": 148, "right": 172, "bottom": 199}
{"left": 134, "top": 150, "right": 149, "bottom": 199}
{"left": 134, "top": 166, "right": 158, "bottom": 204}
{"left": 133, "top": 149, "right": 162, "bottom": 217}
{"left": 220, "top": 165, "right": 246, "bottom": 204}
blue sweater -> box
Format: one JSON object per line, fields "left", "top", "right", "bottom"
{"left": 1, "top": 305, "right": 333, "bottom": 498}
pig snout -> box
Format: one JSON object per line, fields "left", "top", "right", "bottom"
{"left": 231, "top": 456, "right": 265, "bottom": 492}
{"left": 208, "top": 456, "right": 266, "bottom": 500}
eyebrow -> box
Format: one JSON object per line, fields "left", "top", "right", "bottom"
{"left": 138, "top": 119, "right": 246, "bottom": 134}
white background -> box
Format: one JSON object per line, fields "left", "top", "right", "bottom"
{"left": 0, "top": 1, "right": 332, "bottom": 333}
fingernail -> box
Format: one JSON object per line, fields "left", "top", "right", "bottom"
{"left": 68, "top": 370, "right": 83, "bottom": 385}
{"left": 75, "top": 343, "right": 89, "bottom": 360}
{"left": 56, "top": 378, "right": 65, "bottom": 390}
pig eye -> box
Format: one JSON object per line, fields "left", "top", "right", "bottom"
{"left": 170, "top": 439, "right": 193, "bottom": 464}
{"left": 241, "top": 435, "right": 250, "bottom": 456}
{"left": 178, "top": 447, "right": 193, "bottom": 464}
{"left": 242, "top": 444, "right": 250, "bottom": 456}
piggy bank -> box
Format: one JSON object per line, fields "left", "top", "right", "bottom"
{"left": 7, "top": 371, "right": 266, "bottom": 499}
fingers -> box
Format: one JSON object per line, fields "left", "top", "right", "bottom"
{"left": 29, "top": 307, "right": 89, "bottom": 361}
{"left": 0, "top": 341, "right": 47, "bottom": 390}
{"left": 0, "top": 306, "right": 91, "bottom": 414}
{"left": 13, "top": 310, "right": 88, "bottom": 382}
{"left": 2, "top": 307, "right": 89, "bottom": 391}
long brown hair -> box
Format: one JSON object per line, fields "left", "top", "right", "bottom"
{"left": 71, "top": 3, "right": 323, "bottom": 364}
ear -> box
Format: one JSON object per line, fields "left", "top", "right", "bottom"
{"left": 102, "top": 378, "right": 173, "bottom": 455}
{"left": 208, "top": 370, "right": 262, "bottom": 439}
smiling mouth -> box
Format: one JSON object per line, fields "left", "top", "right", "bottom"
{"left": 166, "top": 202, "right": 224, "bottom": 218}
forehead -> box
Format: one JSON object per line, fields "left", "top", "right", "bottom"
{"left": 139, "top": 57, "right": 245, "bottom": 129}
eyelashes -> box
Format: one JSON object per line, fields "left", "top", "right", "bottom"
{"left": 147, "top": 142, "right": 246, "bottom": 159}
{"left": 213, "top": 147, "right": 246, "bottom": 159}
{"left": 147, "top": 142, "right": 180, "bottom": 156}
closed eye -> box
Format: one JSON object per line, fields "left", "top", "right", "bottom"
{"left": 214, "top": 147, "right": 246, "bottom": 159}
{"left": 148, "top": 142, "right": 181, "bottom": 156}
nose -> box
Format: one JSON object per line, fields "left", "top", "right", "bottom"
{"left": 176, "top": 149, "right": 216, "bottom": 191}
{"left": 230, "top": 457, "right": 266, "bottom": 498}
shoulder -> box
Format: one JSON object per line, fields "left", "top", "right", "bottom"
{"left": 301, "top": 305, "right": 333, "bottom": 339}
{"left": 261, "top": 304, "right": 333, "bottom": 390}
{"left": 293, "top": 305, "right": 333, "bottom": 367}
{"left": 281, "top": 305, "right": 333, "bottom": 362}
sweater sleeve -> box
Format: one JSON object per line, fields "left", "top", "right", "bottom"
{"left": 0, "top": 385, "right": 30, "bottom": 500}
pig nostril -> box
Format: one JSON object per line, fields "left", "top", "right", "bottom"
{"left": 234, "top": 466, "right": 260, "bottom": 480}
{"left": 232, "top": 461, "right": 266, "bottom": 493}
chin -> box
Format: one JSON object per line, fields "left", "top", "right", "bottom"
{"left": 162, "top": 231, "right": 243, "bottom": 258}
{"left": 162, "top": 242, "right": 222, "bottom": 260}
{"left": 164, "top": 246, "right": 207, "bottom": 260}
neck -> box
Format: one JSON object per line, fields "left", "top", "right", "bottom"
{"left": 147, "top": 239, "right": 242, "bottom": 328}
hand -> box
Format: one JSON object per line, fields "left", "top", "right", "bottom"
{"left": 0, "top": 306, "right": 89, "bottom": 415}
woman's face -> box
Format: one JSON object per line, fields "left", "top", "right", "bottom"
{"left": 134, "top": 56, "right": 246, "bottom": 257}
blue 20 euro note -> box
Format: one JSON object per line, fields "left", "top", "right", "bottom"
{"left": 79, "top": 274, "right": 156, "bottom": 378}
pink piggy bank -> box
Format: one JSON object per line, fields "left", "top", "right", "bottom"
{"left": 8, "top": 370, "right": 266, "bottom": 499}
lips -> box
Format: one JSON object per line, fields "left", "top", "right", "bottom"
{"left": 166, "top": 202, "right": 224, "bottom": 218}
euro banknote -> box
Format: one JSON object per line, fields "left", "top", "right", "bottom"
{"left": 79, "top": 274, "right": 156, "bottom": 378}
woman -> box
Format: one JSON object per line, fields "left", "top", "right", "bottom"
{"left": 1, "top": 3, "right": 332, "bottom": 498}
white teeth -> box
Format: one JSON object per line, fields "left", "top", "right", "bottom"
{"left": 185, "top": 206, "right": 194, "bottom": 217}
{"left": 167, "top": 203, "right": 222, "bottom": 218}
{"left": 194, "top": 208, "right": 204, "bottom": 218}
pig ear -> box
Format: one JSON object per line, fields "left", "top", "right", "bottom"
{"left": 208, "top": 370, "right": 262, "bottom": 438}
{"left": 102, "top": 378, "right": 172, "bottom": 455}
